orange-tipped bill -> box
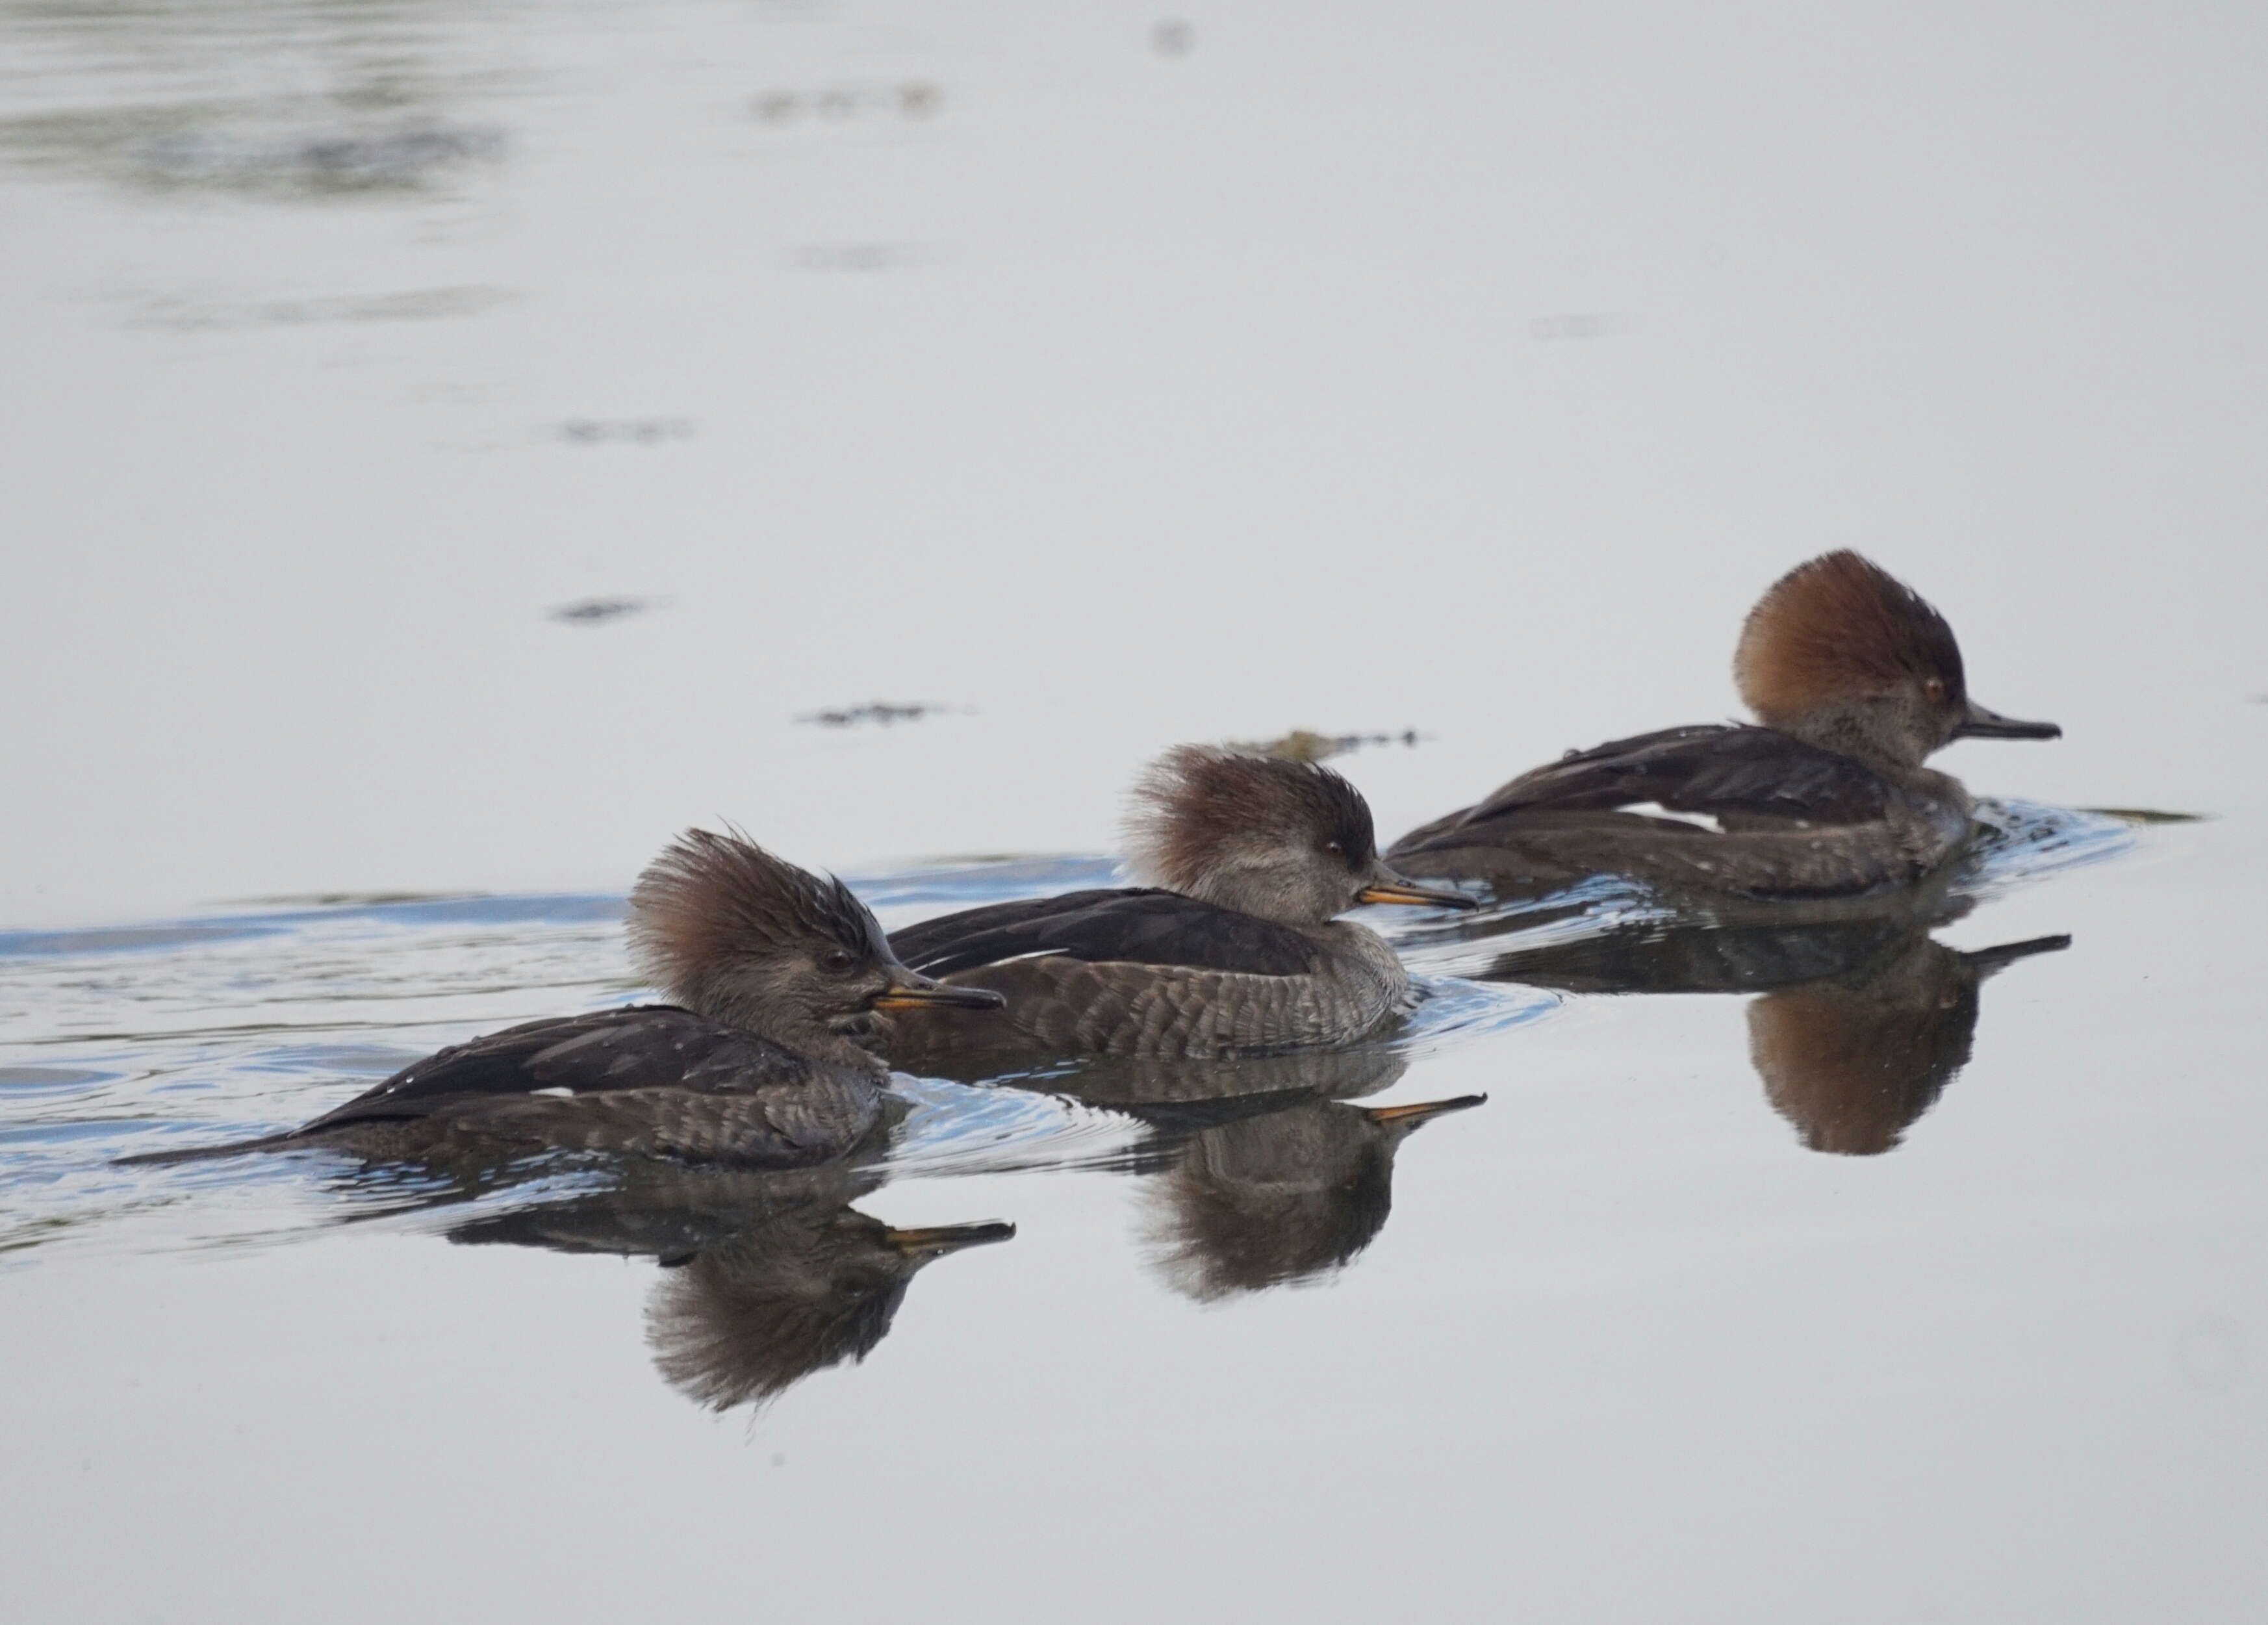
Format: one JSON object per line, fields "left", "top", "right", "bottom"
{"left": 873, "top": 966, "right": 1007, "bottom": 1012}
{"left": 1358, "top": 869, "right": 1479, "bottom": 912}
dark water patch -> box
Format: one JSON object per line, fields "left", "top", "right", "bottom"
{"left": 0, "top": 1066, "right": 119, "bottom": 1094}
{"left": 0, "top": 919, "right": 295, "bottom": 959}
{"left": 141, "top": 121, "right": 505, "bottom": 191}
{"left": 752, "top": 81, "right": 943, "bottom": 124}
{"left": 127, "top": 285, "right": 515, "bottom": 331}
{"left": 555, "top": 419, "right": 696, "bottom": 446}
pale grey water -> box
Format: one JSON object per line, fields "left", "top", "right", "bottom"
{"left": 3, "top": 3, "right": 2263, "bottom": 1621}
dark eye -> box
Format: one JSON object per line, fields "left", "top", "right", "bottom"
{"left": 1922, "top": 678, "right": 1947, "bottom": 702}
{"left": 821, "top": 949, "right": 856, "bottom": 973}
{"left": 1324, "top": 841, "right": 1342, "bottom": 856}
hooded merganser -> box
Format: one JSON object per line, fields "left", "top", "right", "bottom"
{"left": 1389, "top": 551, "right": 2062, "bottom": 901}
{"left": 876, "top": 745, "right": 1475, "bottom": 1064}
{"left": 121, "top": 830, "right": 1000, "bottom": 1168}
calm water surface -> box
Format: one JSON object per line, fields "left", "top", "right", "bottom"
{"left": 5, "top": 3, "right": 2265, "bottom": 1622}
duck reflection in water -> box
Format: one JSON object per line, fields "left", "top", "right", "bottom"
{"left": 435, "top": 1160, "right": 1014, "bottom": 1413}
{"left": 1455, "top": 902, "right": 2066, "bottom": 1155}
{"left": 1001, "top": 1045, "right": 1484, "bottom": 1301}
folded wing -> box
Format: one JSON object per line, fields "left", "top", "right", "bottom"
{"left": 891, "top": 888, "right": 1321, "bottom": 979}
{"left": 298, "top": 1006, "right": 816, "bottom": 1132}
{"left": 1399, "top": 725, "right": 1892, "bottom": 851}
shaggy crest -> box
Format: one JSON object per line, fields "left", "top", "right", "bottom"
{"left": 1733, "top": 550, "right": 1965, "bottom": 728}
{"left": 1122, "top": 745, "right": 1375, "bottom": 894}
{"left": 628, "top": 828, "right": 886, "bottom": 1003}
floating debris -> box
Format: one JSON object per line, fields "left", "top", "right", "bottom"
{"left": 798, "top": 702, "right": 957, "bottom": 728}
{"left": 549, "top": 596, "right": 663, "bottom": 626}
{"left": 1229, "top": 728, "right": 1429, "bottom": 763}
{"left": 1529, "top": 313, "right": 1635, "bottom": 341}
{"left": 754, "top": 82, "right": 943, "bottom": 123}
{"left": 557, "top": 418, "right": 696, "bottom": 444}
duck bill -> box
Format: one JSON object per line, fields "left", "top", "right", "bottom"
{"left": 883, "top": 1221, "right": 1017, "bottom": 1258}
{"left": 1357, "top": 865, "right": 1479, "bottom": 912}
{"left": 872, "top": 966, "right": 1006, "bottom": 1012}
{"left": 1960, "top": 933, "right": 2072, "bottom": 979}
{"left": 1954, "top": 700, "right": 2061, "bottom": 741}
{"left": 1361, "top": 1094, "right": 1488, "bottom": 1131}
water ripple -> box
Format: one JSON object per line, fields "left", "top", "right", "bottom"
{"left": 0, "top": 815, "right": 2145, "bottom": 1263}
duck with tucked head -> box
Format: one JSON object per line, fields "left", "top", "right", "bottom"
{"left": 1389, "top": 551, "right": 2061, "bottom": 901}
{"left": 878, "top": 745, "right": 1475, "bottom": 1065}
{"left": 123, "top": 830, "right": 1001, "bottom": 1168}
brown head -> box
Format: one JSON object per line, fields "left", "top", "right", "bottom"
{"left": 1122, "top": 745, "right": 1475, "bottom": 925}
{"left": 628, "top": 828, "right": 1000, "bottom": 1052}
{"left": 1733, "top": 551, "right": 2059, "bottom": 774}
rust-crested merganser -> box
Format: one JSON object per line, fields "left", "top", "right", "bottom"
{"left": 1390, "top": 551, "right": 2061, "bottom": 901}
{"left": 122, "top": 830, "right": 1000, "bottom": 1168}
{"left": 876, "top": 745, "right": 1474, "bottom": 1064}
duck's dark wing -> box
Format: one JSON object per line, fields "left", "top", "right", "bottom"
{"left": 299, "top": 1006, "right": 815, "bottom": 1132}
{"left": 1396, "top": 725, "right": 1891, "bottom": 851}
{"left": 891, "top": 888, "right": 1321, "bottom": 979}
